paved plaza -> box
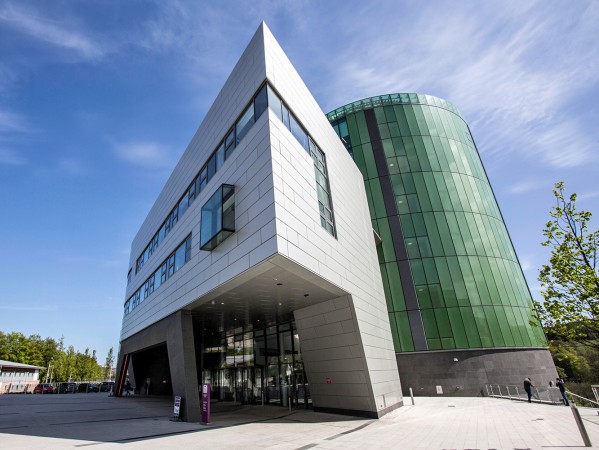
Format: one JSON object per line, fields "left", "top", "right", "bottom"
{"left": 0, "top": 393, "right": 598, "bottom": 449}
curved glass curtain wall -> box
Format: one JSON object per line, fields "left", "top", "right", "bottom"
{"left": 327, "top": 94, "right": 546, "bottom": 352}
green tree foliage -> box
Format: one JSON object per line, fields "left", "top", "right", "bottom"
{"left": 0, "top": 331, "right": 106, "bottom": 382}
{"left": 103, "top": 347, "right": 114, "bottom": 380}
{"left": 537, "top": 182, "right": 599, "bottom": 351}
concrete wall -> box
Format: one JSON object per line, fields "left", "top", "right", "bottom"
{"left": 396, "top": 348, "right": 558, "bottom": 397}
{"left": 119, "top": 311, "right": 200, "bottom": 421}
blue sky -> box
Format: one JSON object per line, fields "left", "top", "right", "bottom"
{"left": 0, "top": 1, "right": 597, "bottom": 363}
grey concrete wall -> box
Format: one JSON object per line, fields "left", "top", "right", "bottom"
{"left": 166, "top": 311, "right": 200, "bottom": 422}
{"left": 295, "top": 295, "right": 402, "bottom": 418}
{"left": 117, "top": 311, "right": 200, "bottom": 422}
{"left": 396, "top": 348, "right": 558, "bottom": 397}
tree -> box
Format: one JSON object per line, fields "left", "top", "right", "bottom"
{"left": 103, "top": 347, "right": 114, "bottom": 381}
{"left": 537, "top": 182, "right": 599, "bottom": 351}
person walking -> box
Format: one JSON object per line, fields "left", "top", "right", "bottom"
{"left": 556, "top": 378, "right": 569, "bottom": 406}
{"left": 124, "top": 379, "right": 132, "bottom": 396}
{"left": 524, "top": 377, "right": 534, "bottom": 403}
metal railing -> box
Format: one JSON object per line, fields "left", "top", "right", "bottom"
{"left": 567, "top": 391, "right": 599, "bottom": 409}
{"left": 485, "top": 384, "right": 564, "bottom": 405}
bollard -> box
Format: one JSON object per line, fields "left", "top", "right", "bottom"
{"left": 571, "top": 403, "right": 592, "bottom": 447}
{"left": 409, "top": 387, "right": 415, "bottom": 405}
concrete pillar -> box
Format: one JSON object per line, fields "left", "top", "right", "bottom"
{"left": 166, "top": 310, "right": 200, "bottom": 422}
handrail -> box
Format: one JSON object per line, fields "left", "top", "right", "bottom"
{"left": 485, "top": 384, "right": 564, "bottom": 405}
{"left": 567, "top": 390, "right": 599, "bottom": 408}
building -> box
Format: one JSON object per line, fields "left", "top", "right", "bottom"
{"left": 116, "top": 23, "right": 403, "bottom": 422}
{"left": 116, "top": 23, "right": 557, "bottom": 420}
{"left": 327, "top": 97, "right": 557, "bottom": 395}
{"left": 0, "top": 359, "right": 42, "bottom": 394}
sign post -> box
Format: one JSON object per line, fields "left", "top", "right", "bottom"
{"left": 171, "top": 396, "right": 182, "bottom": 422}
{"left": 201, "top": 383, "right": 211, "bottom": 424}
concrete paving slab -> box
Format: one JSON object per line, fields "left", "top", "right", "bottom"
{"left": 1, "top": 393, "right": 598, "bottom": 449}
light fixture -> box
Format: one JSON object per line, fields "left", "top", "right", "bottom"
{"left": 453, "top": 358, "right": 459, "bottom": 362}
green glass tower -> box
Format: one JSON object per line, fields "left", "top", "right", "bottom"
{"left": 328, "top": 94, "right": 557, "bottom": 395}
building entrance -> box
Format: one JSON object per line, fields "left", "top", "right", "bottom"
{"left": 198, "top": 320, "right": 311, "bottom": 408}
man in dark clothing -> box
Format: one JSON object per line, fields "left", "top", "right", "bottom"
{"left": 124, "top": 379, "right": 132, "bottom": 396}
{"left": 524, "top": 377, "right": 534, "bottom": 403}
{"left": 556, "top": 378, "right": 569, "bottom": 406}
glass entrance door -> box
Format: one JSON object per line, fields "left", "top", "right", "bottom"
{"left": 200, "top": 321, "right": 311, "bottom": 408}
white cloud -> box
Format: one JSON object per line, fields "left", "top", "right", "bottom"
{"left": 314, "top": 1, "right": 599, "bottom": 169}
{"left": 0, "top": 110, "right": 26, "bottom": 133}
{"left": 578, "top": 190, "right": 599, "bottom": 202}
{"left": 508, "top": 180, "right": 544, "bottom": 195}
{"left": 0, "top": 2, "right": 106, "bottom": 60}
{"left": 113, "top": 141, "right": 173, "bottom": 168}
{"left": 57, "top": 158, "right": 86, "bottom": 175}
{"left": 0, "top": 305, "right": 57, "bottom": 311}
{"left": 518, "top": 254, "right": 535, "bottom": 273}
{"left": 0, "top": 148, "right": 25, "bottom": 165}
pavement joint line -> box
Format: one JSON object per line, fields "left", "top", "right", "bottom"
{"left": 47, "top": 415, "right": 165, "bottom": 426}
{"left": 35, "top": 407, "right": 133, "bottom": 413}
{"left": 294, "top": 444, "right": 318, "bottom": 450}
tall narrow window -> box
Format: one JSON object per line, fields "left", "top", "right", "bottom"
{"left": 200, "top": 184, "right": 236, "bottom": 251}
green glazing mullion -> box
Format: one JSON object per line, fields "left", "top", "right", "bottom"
{"left": 494, "top": 306, "right": 515, "bottom": 346}
{"left": 393, "top": 105, "right": 411, "bottom": 137}
{"left": 447, "top": 307, "right": 469, "bottom": 348}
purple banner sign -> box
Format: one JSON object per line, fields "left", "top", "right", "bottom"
{"left": 201, "top": 383, "right": 211, "bottom": 424}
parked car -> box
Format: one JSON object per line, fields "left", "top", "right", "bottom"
{"left": 77, "top": 383, "right": 99, "bottom": 393}
{"left": 57, "top": 382, "right": 77, "bottom": 393}
{"left": 33, "top": 383, "right": 54, "bottom": 394}
{"left": 99, "top": 381, "right": 114, "bottom": 392}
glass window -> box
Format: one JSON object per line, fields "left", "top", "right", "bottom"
{"left": 215, "top": 143, "right": 224, "bottom": 172}
{"left": 225, "top": 129, "right": 235, "bottom": 159}
{"left": 289, "top": 113, "right": 308, "bottom": 152}
{"left": 199, "top": 167, "right": 207, "bottom": 192}
{"left": 281, "top": 103, "right": 290, "bottom": 129}
{"left": 185, "top": 235, "right": 192, "bottom": 262}
{"left": 170, "top": 206, "right": 178, "bottom": 228}
{"left": 207, "top": 153, "right": 216, "bottom": 182}
{"left": 154, "top": 267, "right": 162, "bottom": 289}
{"left": 175, "top": 241, "right": 186, "bottom": 272}
{"left": 267, "top": 87, "right": 283, "bottom": 120}
{"left": 160, "top": 262, "right": 167, "bottom": 283}
{"left": 200, "top": 184, "right": 236, "bottom": 251}
{"left": 254, "top": 84, "right": 268, "bottom": 119}
{"left": 168, "top": 254, "right": 175, "bottom": 276}
{"left": 236, "top": 103, "right": 255, "bottom": 145}
{"left": 188, "top": 184, "right": 196, "bottom": 204}
{"left": 178, "top": 195, "right": 188, "bottom": 217}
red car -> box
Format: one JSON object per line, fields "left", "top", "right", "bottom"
{"left": 33, "top": 383, "right": 54, "bottom": 394}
